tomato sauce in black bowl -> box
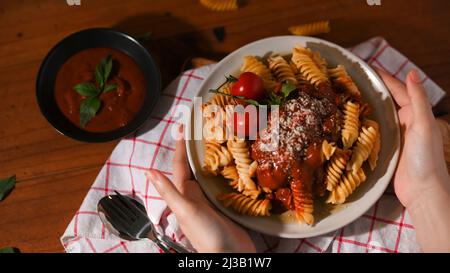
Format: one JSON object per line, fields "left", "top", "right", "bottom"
{"left": 36, "top": 28, "right": 161, "bottom": 142}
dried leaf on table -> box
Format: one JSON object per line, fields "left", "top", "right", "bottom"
{"left": 0, "top": 175, "right": 16, "bottom": 201}
{"left": 0, "top": 247, "right": 20, "bottom": 253}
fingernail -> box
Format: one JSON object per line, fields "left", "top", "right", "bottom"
{"left": 178, "top": 124, "right": 184, "bottom": 139}
{"left": 409, "top": 69, "right": 421, "bottom": 83}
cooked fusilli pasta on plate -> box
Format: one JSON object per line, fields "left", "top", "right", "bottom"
{"left": 201, "top": 46, "right": 381, "bottom": 225}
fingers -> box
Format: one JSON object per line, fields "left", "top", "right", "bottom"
{"left": 172, "top": 124, "right": 191, "bottom": 190}
{"left": 406, "top": 70, "right": 434, "bottom": 124}
{"left": 145, "top": 169, "right": 190, "bottom": 215}
{"left": 374, "top": 67, "right": 410, "bottom": 107}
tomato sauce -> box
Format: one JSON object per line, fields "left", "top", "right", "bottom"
{"left": 54, "top": 47, "right": 146, "bottom": 132}
{"left": 252, "top": 85, "right": 340, "bottom": 212}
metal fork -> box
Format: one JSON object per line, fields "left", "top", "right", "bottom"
{"left": 97, "top": 191, "right": 190, "bottom": 253}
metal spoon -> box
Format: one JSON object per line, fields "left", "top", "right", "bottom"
{"left": 97, "top": 192, "right": 191, "bottom": 253}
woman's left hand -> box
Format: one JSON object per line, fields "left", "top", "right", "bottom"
{"left": 145, "top": 125, "right": 256, "bottom": 253}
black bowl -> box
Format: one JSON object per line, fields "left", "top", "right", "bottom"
{"left": 36, "top": 28, "right": 161, "bottom": 142}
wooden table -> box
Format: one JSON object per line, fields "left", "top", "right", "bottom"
{"left": 0, "top": 0, "right": 449, "bottom": 253}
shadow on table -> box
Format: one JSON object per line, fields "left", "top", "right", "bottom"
{"left": 114, "top": 12, "right": 226, "bottom": 88}
{"left": 113, "top": 13, "right": 227, "bottom": 134}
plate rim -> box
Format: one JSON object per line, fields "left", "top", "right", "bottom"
{"left": 186, "top": 35, "right": 400, "bottom": 238}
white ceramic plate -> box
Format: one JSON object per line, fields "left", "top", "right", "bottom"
{"left": 186, "top": 36, "right": 400, "bottom": 238}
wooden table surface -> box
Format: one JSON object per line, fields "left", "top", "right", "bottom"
{"left": 0, "top": 0, "right": 449, "bottom": 253}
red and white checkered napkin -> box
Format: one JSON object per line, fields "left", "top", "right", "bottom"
{"left": 61, "top": 37, "right": 445, "bottom": 253}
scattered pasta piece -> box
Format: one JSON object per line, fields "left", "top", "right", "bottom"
{"left": 199, "top": 0, "right": 238, "bottom": 11}
{"left": 218, "top": 193, "right": 271, "bottom": 216}
{"left": 327, "top": 168, "right": 366, "bottom": 204}
{"left": 341, "top": 101, "right": 360, "bottom": 149}
{"left": 268, "top": 56, "right": 297, "bottom": 85}
{"left": 288, "top": 20, "right": 330, "bottom": 36}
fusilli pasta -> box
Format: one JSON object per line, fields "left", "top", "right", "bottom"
{"left": 218, "top": 193, "right": 271, "bottom": 216}
{"left": 347, "top": 125, "right": 378, "bottom": 173}
{"left": 291, "top": 179, "right": 314, "bottom": 225}
{"left": 203, "top": 141, "right": 233, "bottom": 175}
{"left": 328, "top": 65, "right": 361, "bottom": 99}
{"left": 227, "top": 139, "right": 260, "bottom": 198}
{"left": 326, "top": 168, "right": 366, "bottom": 204}
{"left": 288, "top": 20, "right": 330, "bottom": 36}
{"left": 292, "top": 46, "right": 329, "bottom": 87}
{"left": 363, "top": 119, "right": 381, "bottom": 171}
{"left": 221, "top": 163, "right": 239, "bottom": 182}
{"left": 325, "top": 149, "right": 350, "bottom": 191}
{"left": 268, "top": 56, "right": 297, "bottom": 85}
{"left": 199, "top": 0, "right": 238, "bottom": 11}
{"left": 322, "top": 139, "right": 336, "bottom": 160}
{"left": 241, "top": 56, "right": 278, "bottom": 92}
{"left": 341, "top": 100, "right": 360, "bottom": 149}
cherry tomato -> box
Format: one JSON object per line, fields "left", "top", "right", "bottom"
{"left": 231, "top": 72, "right": 265, "bottom": 101}
{"left": 233, "top": 111, "right": 259, "bottom": 138}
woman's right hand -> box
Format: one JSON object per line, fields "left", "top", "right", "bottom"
{"left": 376, "top": 68, "right": 450, "bottom": 252}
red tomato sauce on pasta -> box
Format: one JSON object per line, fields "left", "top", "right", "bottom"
{"left": 54, "top": 47, "right": 146, "bottom": 132}
{"left": 252, "top": 84, "right": 341, "bottom": 213}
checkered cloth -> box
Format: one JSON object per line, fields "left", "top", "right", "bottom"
{"left": 61, "top": 37, "right": 446, "bottom": 253}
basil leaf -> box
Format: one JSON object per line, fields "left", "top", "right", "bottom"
{"left": 80, "top": 97, "right": 101, "bottom": 128}
{"left": 95, "top": 54, "right": 113, "bottom": 91}
{"left": 103, "top": 54, "right": 113, "bottom": 84}
{"left": 225, "top": 75, "right": 238, "bottom": 83}
{"left": 74, "top": 83, "right": 99, "bottom": 97}
{"left": 281, "top": 82, "right": 297, "bottom": 98}
{"left": 103, "top": 83, "right": 117, "bottom": 93}
{"left": 0, "top": 175, "right": 16, "bottom": 201}
{"left": 95, "top": 65, "right": 104, "bottom": 91}
{"left": 245, "top": 99, "right": 260, "bottom": 106}
{"left": 0, "top": 247, "right": 18, "bottom": 253}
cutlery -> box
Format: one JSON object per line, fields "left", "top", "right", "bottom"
{"left": 97, "top": 191, "right": 191, "bottom": 253}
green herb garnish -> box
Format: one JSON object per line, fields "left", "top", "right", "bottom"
{"left": 0, "top": 175, "right": 16, "bottom": 201}
{"left": 0, "top": 247, "right": 19, "bottom": 253}
{"left": 74, "top": 54, "right": 117, "bottom": 128}
{"left": 208, "top": 76, "right": 298, "bottom": 107}
{"left": 209, "top": 75, "right": 238, "bottom": 93}
{"left": 281, "top": 82, "right": 297, "bottom": 98}
{"left": 209, "top": 75, "right": 261, "bottom": 106}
